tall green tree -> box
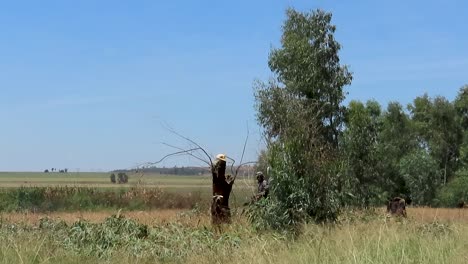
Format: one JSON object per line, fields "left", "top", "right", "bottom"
{"left": 267, "top": 8, "right": 352, "bottom": 147}
{"left": 342, "top": 100, "right": 382, "bottom": 206}
{"left": 409, "top": 95, "right": 463, "bottom": 184}
{"left": 454, "top": 86, "right": 468, "bottom": 167}
{"left": 377, "top": 102, "right": 416, "bottom": 198}
{"left": 252, "top": 8, "right": 352, "bottom": 228}
{"left": 399, "top": 150, "right": 441, "bottom": 205}
{"left": 454, "top": 85, "right": 468, "bottom": 130}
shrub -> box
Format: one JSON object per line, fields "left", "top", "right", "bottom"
{"left": 110, "top": 173, "right": 116, "bottom": 183}
{"left": 117, "top": 173, "right": 128, "bottom": 184}
{"left": 434, "top": 170, "right": 468, "bottom": 207}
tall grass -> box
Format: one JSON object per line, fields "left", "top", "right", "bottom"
{"left": 0, "top": 186, "right": 204, "bottom": 212}
{"left": 0, "top": 209, "right": 467, "bottom": 263}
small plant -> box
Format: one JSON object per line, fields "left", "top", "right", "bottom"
{"left": 110, "top": 173, "right": 116, "bottom": 183}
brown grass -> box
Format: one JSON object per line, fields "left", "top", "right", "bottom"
{"left": 0, "top": 209, "right": 213, "bottom": 226}
{"left": 2, "top": 207, "right": 467, "bottom": 228}
{"left": 1, "top": 207, "right": 467, "bottom": 264}
{"left": 406, "top": 207, "right": 468, "bottom": 223}
{"left": 368, "top": 207, "right": 468, "bottom": 223}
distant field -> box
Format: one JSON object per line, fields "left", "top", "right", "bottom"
{"left": 0, "top": 171, "right": 257, "bottom": 203}
{"left": 0, "top": 172, "right": 210, "bottom": 187}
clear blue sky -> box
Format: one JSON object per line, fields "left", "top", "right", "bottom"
{"left": 1, "top": 0, "right": 467, "bottom": 172}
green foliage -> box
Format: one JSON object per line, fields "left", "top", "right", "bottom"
{"left": 63, "top": 215, "right": 149, "bottom": 257}
{"left": 253, "top": 8, "right": 351, "bottom": 229}
{"left": 408, "top": 94, "right": 463, "bottom": 184}
{"left": 254, "top": 149, "right": 269, "bottom": 176}
{"left": 454, "top": 85, "right": 468, "bottom": 130}
{"left": 251, "top": 9, "right": 468, "bottom": 213}
{"left": 34, "top": 214, "right": 245, "bottom": 261}
{"left": 435, "top": 170, "right": 468, "bottom": 207}
{"left": 458, "top": 134, "right": 468, "bottom": 169}
{"left": 375, "top": 102, "right": 415, "bottom": 198}
{"left": 338, "top": 87, "right": 468, "bottom": 207}
{"left": 454, "top": 86, "right": 468, "bottom": 167}
{"left": 247, "top": 144, "right": 340, "bottom": 230}
{"left": 266, "top": 8, "right": 352, "bottom": 146}
{"left": 342, "top": 100, "right": 382, "bottom": 206}
{"left": 253, "top": 87, "right": 342, "bottom": 227}
{"left": 399, "top": 150, "right": 441, "bottom": 205}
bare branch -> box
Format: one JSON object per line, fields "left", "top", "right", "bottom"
{"left": 162, "top": 122, "right": 213, "bottom": 168}
{"left": 161, "top": 142, "right": 211, "bottom": 166}
{"left": 140, "top": 148, "right": 202, "bottom": 168}
{"left": 234, "top": 123, "right": 250, "bottom": 180}
{"left": 226, "top": 156, "right": 236, "bottom": 175}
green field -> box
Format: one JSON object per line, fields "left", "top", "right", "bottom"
{"left": 0, "top": 171, "right": 257, "bottom": 205}
{"left": 0, "top": 172, "right": 255, "bottom": 187}
{"left": 0, "top": 172, "right": 210, "bottom": 187}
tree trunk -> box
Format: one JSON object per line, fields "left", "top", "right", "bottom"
{"left": 211, "top": 160, "right": 234, "bottom": 225}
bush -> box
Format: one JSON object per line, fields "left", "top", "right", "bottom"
{"left": 29, "top": 214, "right": 246, "bottom": 261}
{"left": 110, "top": 173, "right": 116, "bottom": 183}
{"left": 434, "top": 170, "right": 468, "bottom": 207}
{"left": 117, "top": 173, "right": 128, "bottom": 184}
{"left": 246, "top": 141, "right": 341, "bottom": 231}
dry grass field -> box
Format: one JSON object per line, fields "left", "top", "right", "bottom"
{"left": 1, "top": 206, "right": 467, "bottom": 226}
{"left": 0, "top": 172, "right": 467, "bottom": 263}
{"left": 0, "top": 207, "right": 467, "bottom": 264}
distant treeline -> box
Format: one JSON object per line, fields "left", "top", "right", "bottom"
{"left": 114, "top": 165, "right": 256, "bottom": 176}
{"left": 114, "top": 166, "right": 209, "bottom": 176}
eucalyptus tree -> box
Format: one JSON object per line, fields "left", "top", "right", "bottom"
{"left": 252, "top": 8, "right": 352, "bottom": 228}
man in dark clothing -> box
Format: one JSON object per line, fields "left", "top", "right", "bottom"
{"left": 387, "top": 197, "right": 407, "bottom": 217}
{"left": 255, "top": 171, "right": 269, "bottom": 200}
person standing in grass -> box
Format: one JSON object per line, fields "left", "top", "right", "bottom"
{"left": 255, "top": 171, "right": 269, "bottom": 200}
{"left": 243, "top": 171, "right": 270, "bottom": 206}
